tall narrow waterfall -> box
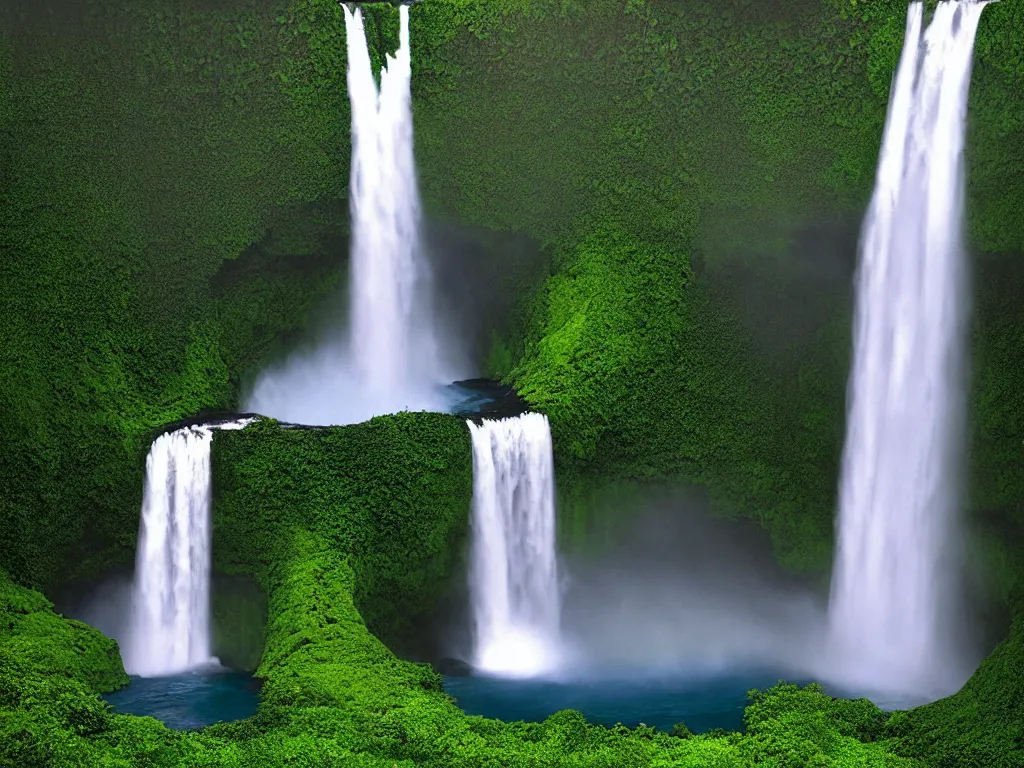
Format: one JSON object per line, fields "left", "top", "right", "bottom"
{"left": 345, "top": 3, "right": 439, "bottom": 402}
{"left": 468, "top": 413, "right": 562, "bottom": 677}
{"left": 126, "top": 426, "right": 215, "bottom": 677}
{"left": 243, "top": 4, "right": 454, "bottom": 426}
{"left": 126, "top": 421, "right": 250, "bottom": 677}
{"left": 828, "top": 0, "right": 990, "bottom": 697}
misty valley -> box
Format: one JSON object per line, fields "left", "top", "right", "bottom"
{"left": 2, "top": 1, "right": 1023, "bottom": 767}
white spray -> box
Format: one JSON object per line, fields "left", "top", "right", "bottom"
{"left": 828, "top": 1, "right": 990, "bottom": 700}
{"left": 468, "top": 413, "right": 562, "bottom": 677}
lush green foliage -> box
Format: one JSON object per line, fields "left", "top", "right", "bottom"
{"left": 210, "top": 412, "right": 474, "bottom": 657}
{"left": 885, "top": 603, "right": 1024, "bottom": 768}
{"left": 0, "top": 569, "right": 130, "bottom": 766}
{"left": 0, "top": 0, "right": 362, "bottom": 590}
{"left": 1, "top": 0, "right": 1023, "bottom": 765}
{"left": 509, "top": 224, "right": 845, "bottom": 570}
{"left": 0, "top": 523, "right": 926, "bottom": 767}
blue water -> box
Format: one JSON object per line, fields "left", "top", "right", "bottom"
{"left": 443, "top": 379, "right": 527, "bottom": 420}
{"left": 444, "top": 669, "right": 797, "bottom": 734}
{"left": 103, "top": 669, "right": 260, "bottom": 730}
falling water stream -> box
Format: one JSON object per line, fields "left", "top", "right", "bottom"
{"left": 344, "top": 3, "right": 442, "bottom": 402}
{"left": 244, "top": 4, "right": 452, "bottom": 426}
{"left": 126, "top": 421, "right": 251, "bottom": 678}
{"left": 125, "top": 426, "right": 216, "bottom": 677}
{"left": 828, "top": 0, "right": 991, "bottom": 700}
{"left": 467, "top": 413, "right": 562, "bottom": 677}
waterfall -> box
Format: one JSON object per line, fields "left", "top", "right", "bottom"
{"left": 828, "top": 1, "right": 990, "bottom": 697}
{"left": 243, "top": 4, "right": 453, "bottom": 426}
{"left": 345, "top": 3, "right": 436, "bottom": 402}
{"left": 126, "top": 421, "right": 250, "bottom": 677}
{"left": 468, "top": 413, "right": 562, "bottom": 677}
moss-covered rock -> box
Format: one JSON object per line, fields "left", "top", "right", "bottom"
{"left": 0, "top": 569, "right": 129, "bottom": 766}
{"left": 0, "top": 569, "right": 128, "bottom": 694}
{"left": 211, "top": 412, "right": 475, "bottom": 659}
{"left": 211, "top": 574, "right": 268, "bottom": 674}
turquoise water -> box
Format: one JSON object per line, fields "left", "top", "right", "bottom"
{"left": 444, "top": 669, "right": 798, "bottom": 733}
{"left": 103, "top": 670, "right": 260, "bottom": 730}
{"left": 105, "top": 665, "right": 816, "bottom": 734}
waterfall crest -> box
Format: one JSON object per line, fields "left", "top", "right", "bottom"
{"left": 126, "top": 421, "right": 250, "bottom": 677}
{"left": 828, "top": 0, "right": 990, "bottom": 698}
{"left": 468, "top": 413, "right": 562, "bottom": 677}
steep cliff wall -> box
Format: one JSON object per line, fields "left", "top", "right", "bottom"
{"left": 2, "top": 0, "right": 1020, "bottom": 590}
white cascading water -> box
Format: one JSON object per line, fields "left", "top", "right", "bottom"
{"left": 828, "top": 0, "right": 990, "bottom": 698}
{"left": 345, "top": 3, "right": 435, "bottom": 399}
{"left": 243, "top": 4, "right": 452, "bottom": 426}
{"left": 125, "top": 421, "right": 250, "bottom": 677}
{"left": 468, "top": 413, "right": 562, "bottom": 677}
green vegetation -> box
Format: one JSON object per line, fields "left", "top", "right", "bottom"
{"left": 885, "top": 602, "right": 1024, "bottom": 768}
{"left": 210, "top": 412, "right": 474, "bottom": 658}
{"left": 509, "top": 224, "right": 846, "bottom": 571}
{"left": 0, "top": 459, "right": 929, "bottom": 767}
{"left": 1, "top": 0, "right": 1023, "bottom": 765}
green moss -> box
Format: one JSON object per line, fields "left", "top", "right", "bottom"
{"left": 886, "top": 605, "right": 1024, "bottom": 767}
{"left": 211, "top": 412, "right": 474, "bottom": 658}
{"left": 511, "top": 224, "right": 690, "bottom": 461}
{"left": 211, "top": 575, "right": 268, "bottom": 674}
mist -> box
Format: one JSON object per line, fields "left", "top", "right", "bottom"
{"left": 242, "top": 5, "right": 458, "bottom": 427}
{"left": 552, "top": 489, "right": 830, "bottom": 681}
{"left": 54, "top": 568, "right": 135, "bottom": 652}
{"left": 241, "top": 308, "right": 466, "bottom": 427}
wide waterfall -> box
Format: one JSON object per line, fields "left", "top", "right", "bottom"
{"left": 468, "top": 413, "right": 562, "bottom": 677}
{"left": 828, "top": 0, "right": 990, "bottom": 698}
{"left": 243, "top": 4, "right": 452, "bottom": 426}
{"left": 126, "top": 421, "right": 249, "bottom": 677}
